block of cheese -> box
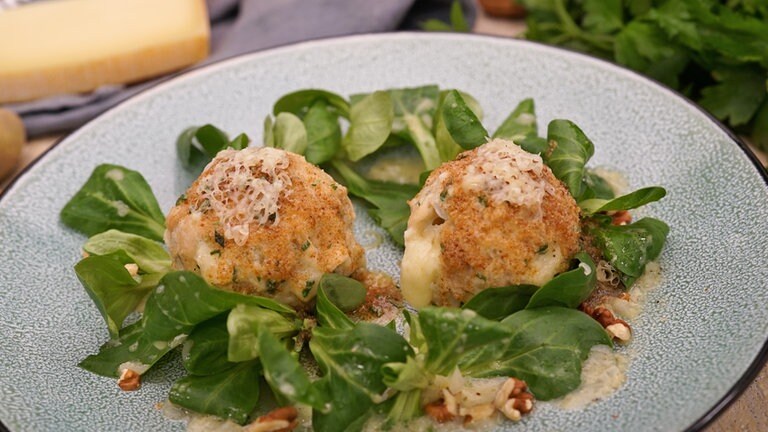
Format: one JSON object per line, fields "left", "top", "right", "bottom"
{"left": 0, "top": 0, "right": 210, "bottom": 104}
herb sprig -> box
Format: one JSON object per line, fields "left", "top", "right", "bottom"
{"left": 520, "top": 0, "right": 768, "bottom": 154}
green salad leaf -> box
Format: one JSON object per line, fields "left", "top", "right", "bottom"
{"left": 169, "top": 361, "right": 262, "bottom": 425}
{"left": 418, "top": 307, "right": 511, "bottom": 376}
{"left": 176, "top": 125, "right": 249, "bottom": 171}
{"left": 257, "top": 328, "right": 328, "bottom": 411}
{"left": 580, "top": 170, "right": 616, "bottom": 201}
{"left": 526, "top": 252, "right": 596, "bottom": 309}
{"left": 74, "top": 252, "right": 158, "bottom": 338}
{"left": 580, "top": 186, "right": 667, "bottom": 214}
{"left": 303, "top": 99, "right": 342, "bottom": 164}
{"left": 79, "top": 271, "right": 294, "bottom": 377}
{"left": 83, "top": 229, "right": 171, "bottom": 274}
{"left": 182, "top": 313, "right": 236, "bottom": 376}
{"left": 226, "top": 304, "right": 301, "bottom": 362}
{"left": 441, "top": 90, "right": 488, "bottom": 150}
{"left": 342, "top": 91, "right": 394, "bottom": 161}
{"left": 310, "top": 323, "right": 412, "bottom": 432}
{"left": 330, "top": 160, "right": 419, "bottom": 246}
{"left": 315, "top": 281, "right": 355, "bottom": 330}
{"left": 271, "top": 112, "right": 308, "bottom": 155}
{"left": 463, "top": 307, "right": 612, "bottom": 400}
{"left": 317, "top": 273, "right": 367, "bottom": 313}
{"left": 273, "top": 89, "right": 350, "bottom": 119}
{"left": 493, "top": 98, "right": 538, "bottom": 142}
{"left": 461, "top": 285, "right": 538, "bottom": 321}
{"left": 545, "top": 119, "right": 595, "bottom": 199}
{"left": 590, "top": 217, "right": 669, "bottom": 287}
{"left": 60, "top": 164, "right": 166, "bottom": 241}
{"left": 386, "top": 85, "right": 442, "bottom": 170}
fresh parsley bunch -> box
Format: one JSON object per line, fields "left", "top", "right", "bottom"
{"left": 520, "top": 0, "right": 768, "bottom": 153}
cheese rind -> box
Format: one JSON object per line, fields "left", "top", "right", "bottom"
{"left": 0, "top": 0, "right": 210, "bottom": 103}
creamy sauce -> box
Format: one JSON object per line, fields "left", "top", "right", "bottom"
{"left": 604, "top": 261, "right": 662, "bottom": 321}
{"left": 160, "top": 401, "right": 313, "bottom": 432}
{"left": 590, "top": 166, "right": 629, "bottom": 196}
{"left": 556, "top": 345, "right": 628, "bottom": 410}
{"left": 558, "top": 260, "right": 662, "bottom": 409}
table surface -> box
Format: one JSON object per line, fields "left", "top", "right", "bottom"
{"left": 1, "top": 5, "right": 767, "bottom": 432}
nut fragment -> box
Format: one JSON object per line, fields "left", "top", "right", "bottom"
{"left": 606, "top": 322, "right": 632, "bottom": 341}
{"left": 442, "top": 388, "right": 458, "bottom": 416}
{"left": 610, "top": 210, "right": 632, "bottom": 226}
{"left": 587, "top": 306, "right": 632, "bottom": 342}
{"left": 124, "top": 263, "right": 139, "bottom": 277}
{"left": 493, "top": 378, "right": 534, "bottom": 422}
{"left": 424, "top": 399, "right": 455, "bottom": 423}
{"left": 118, "top": 369, "right": 141, "bottom": 391}
{"left": 245, "top": 407, "right": 298, "bottom": 432}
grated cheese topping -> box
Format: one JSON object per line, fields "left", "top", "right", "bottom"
{"left": 194, "top": 147, "right": 292, "bottom": 246}
{"left": 461, "top": 138, "right": 553, "bottom": 209}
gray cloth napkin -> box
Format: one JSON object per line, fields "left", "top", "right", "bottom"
{"left": 6, "top": 0, "right": 475, "bottom": 138}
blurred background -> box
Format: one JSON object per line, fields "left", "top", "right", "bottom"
{"left": 1, "top": 0, "right": 766, "bottom": 187}
{"left": 0, "top": 2, "right": 766, "bottom": 429}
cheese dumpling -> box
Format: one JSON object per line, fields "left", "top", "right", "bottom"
{"left": 400, "top": 139, "right": 580, "bottom": 307}
{"left": 165, "top": 147, "right": 365, "bottom": 310}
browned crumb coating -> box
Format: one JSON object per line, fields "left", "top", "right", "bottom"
{"left": 165, "top": 147, "right": 365, "bottom": 310}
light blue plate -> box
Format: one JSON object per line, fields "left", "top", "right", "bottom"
{"left": 1, "top": 33, "right": 767, "bottom": 432}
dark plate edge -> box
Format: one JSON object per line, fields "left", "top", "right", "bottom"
{"left": 1, "top": 31, "right": 767, "bottom": 432}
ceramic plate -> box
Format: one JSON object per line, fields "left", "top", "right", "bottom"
{"left": 1, "top": 33, "right": 767, "bottom": 432}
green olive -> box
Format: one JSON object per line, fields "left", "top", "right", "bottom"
{"left": 0, "top": 109, "right": 25, "bottom": 181}
{"left": 318, "top": 273, "right": 367, "bottom": 312}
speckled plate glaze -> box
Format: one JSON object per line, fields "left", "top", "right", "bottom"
{"left": 1, "top": 33, "right": 767, "bottom": 432}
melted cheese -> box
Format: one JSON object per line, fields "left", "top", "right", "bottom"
{"left": 400, "top": 177, "right": 446, "bottom": 308}
{"left": 195, "top": 147, "right": 291, "bottom": 246}
{"left": 462, "top": 139, "right": 553, "bottom": 210}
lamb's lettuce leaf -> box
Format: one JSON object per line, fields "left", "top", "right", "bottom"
{"left": 182, "top": 313, "right": 236, "bottom": 376}
{"left": 317, "top": 273, "right": 367, "bottom": 313}
{"left": 79, "top": 271, "right": 294, "bottom": 377}
{"left": 330, "top": 160, "right": 418, "bottom": 246}
{"left": 545, "top": 119, "right": 595, "bottom": 199}
{"left": 580, "top": 186, "right": 667, "bottom": 214}
{"left": 60, "top": 164, "right": 166, "bottom": 241}
{"left": 441, "top": 90, "right": 488, "bottom": 149}
{"left": 83, "top": 229, "right": 171, "bottom": 274}
{"left": 273, "top": 89, "right": 350, "bottom": 119}
{"left": 257, "top": 328, "right": 328, "bottom": 411}
{"left": 176, "top": 125, "right": 249, "bottom": 171}
{"left": 526, "top": 252, "right": 596, "bottom": 309}
{"left": 169, "top": 361, "right": 262, "bottom": 425}
{"left": 590, "top": 217, "right": 669, "bottom": 287}
{"left": 493, "top": 98, "right": 538, "bottom": 141}
{"left": 75, "top": 251, "right": 160, "bottom": 338}
{"left": 310, "top": 323, "right": 412, "bottom": 432}
{"left": 272, "top": 112, "right": 308, "bottom": 155}
{"left": 461, "top": 285, "right": 538, "bottom": 321}
{"left": 226, "top": 304, "right": 301, "bottom": 362}
{"left": 304, "top": 99, "right": 342, "bottom": 164}
{"left": 418, "top": 307, "right": 511, "bottom": 375}
{"left": 462, "top": 307, "right": 612, "bottom": 400}
{"left": 343, "top": 91, "right": 394, "bottom": 161}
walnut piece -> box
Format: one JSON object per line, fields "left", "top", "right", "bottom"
{"left": 245, "top": 406, "right": 298, "bottom": 432}
{"left": 424, "top": 399, "right": 456, "bottom": 423}
{"left": 585, "top": 305, "right": 633, "bottom": 343}
{"left": 493, "top": 378, "right": 534, "bottom": 422}
{"left": 610, "top": 210, "right": 632, "bottom": 226}
{"left": 117, "top": 369, "right": 141, "bottom": 391}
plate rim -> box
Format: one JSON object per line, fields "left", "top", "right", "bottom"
{"left": 2, "top": 32, "right": 767, "bottom": 432}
